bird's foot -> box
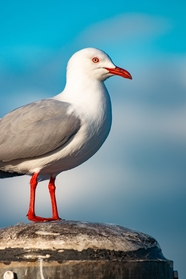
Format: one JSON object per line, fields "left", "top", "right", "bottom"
{"left": 27, "top": 213, "right": 61, "bottom": 222}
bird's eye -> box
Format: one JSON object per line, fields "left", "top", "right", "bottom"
{"left": 92, "top": 57, "right": 99, "bottom": 63}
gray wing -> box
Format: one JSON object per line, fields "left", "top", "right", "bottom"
{"left": 0, "top": 99, "right": 81, "bottom": 162}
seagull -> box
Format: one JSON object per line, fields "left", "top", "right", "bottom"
{"left": 0, "top": 48, "right": 132, "bottom": 222}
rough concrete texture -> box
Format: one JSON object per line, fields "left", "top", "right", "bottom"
{"left": 0, "top": 220, "right": 173, "bottom": 279}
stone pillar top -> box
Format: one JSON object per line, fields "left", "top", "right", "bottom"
{"left": 0, "top": 220, "right": 165, "bottom": 262}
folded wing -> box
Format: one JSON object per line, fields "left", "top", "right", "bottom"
{"left": 0, "top": 99, "right": 81, "bottom": 162}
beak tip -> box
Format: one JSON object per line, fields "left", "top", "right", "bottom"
{"left": 105, "top": 66, "right": 132, "bottom": 80}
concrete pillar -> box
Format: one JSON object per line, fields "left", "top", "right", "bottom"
{"left": 0, "top": 220, "right": 174, "bottom": 279}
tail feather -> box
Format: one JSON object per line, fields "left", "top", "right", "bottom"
{"left": 0, "top": 170, "right": 24, "bottom": 178}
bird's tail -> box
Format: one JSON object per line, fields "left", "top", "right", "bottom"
{"left": 0, "top": 170, "right": 24, "bottom": 178}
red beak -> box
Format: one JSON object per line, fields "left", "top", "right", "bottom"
{"left": 105, "top": 66, "right": 132, "bottom": 80}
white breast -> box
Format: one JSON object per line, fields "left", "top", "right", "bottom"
{"left": 43, "top": 80, "right": 112, "bottom": 173}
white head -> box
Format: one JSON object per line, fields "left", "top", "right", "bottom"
{"left": 66, "top": 48, "right": 132, "bottom": 82}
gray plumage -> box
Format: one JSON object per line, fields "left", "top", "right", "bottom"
{"left": 0, "top": 99, "right": 81, "bottom": 162}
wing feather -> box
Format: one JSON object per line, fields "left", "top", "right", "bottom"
{"left": 0, "top": 99, "right": 81, "bottom": 161}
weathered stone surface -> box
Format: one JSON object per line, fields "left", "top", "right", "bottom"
{"left": 0, "top": 220, "right": 173, "bottom": 279}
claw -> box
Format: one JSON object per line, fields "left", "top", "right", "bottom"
{"left": 27, "top": 213, "right": 61, "bottom": 222}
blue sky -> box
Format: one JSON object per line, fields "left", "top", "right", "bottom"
{"left": 0, "top": 1, "right": 186, "bottom": 278}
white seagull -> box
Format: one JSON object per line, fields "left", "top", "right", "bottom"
{"left": 0, "top": 48, "right": 132, "bottom": 222}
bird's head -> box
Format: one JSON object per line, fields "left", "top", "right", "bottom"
{"left": 66, "top": 48, "right": 132, "bottom": 82}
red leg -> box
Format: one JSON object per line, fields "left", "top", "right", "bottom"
{"left": 27, "top": 173, "right": 41, "bottom": 222}
{"left": 27, "top": 173, "right": 61, "bottom": 222}
{"left": 48, "top": 177, "right": 60, "bottom": 220}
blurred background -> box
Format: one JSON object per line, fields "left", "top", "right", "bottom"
{"left": 0, "top": 1, "right": 185, "bottom": 277}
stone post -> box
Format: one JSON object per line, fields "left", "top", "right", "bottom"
{"left": 0, "top": 220, "right": 174, "bottom": 279}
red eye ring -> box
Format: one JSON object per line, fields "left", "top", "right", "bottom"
{"left": 92, "top": 57, "right": 99, "bottom": 63}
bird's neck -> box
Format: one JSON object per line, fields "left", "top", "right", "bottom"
{"left": 57, "top": 77, "right": 109, "bottom": 107}
{"left": 54, "top": 77, "right": 112, "bottom": 126}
